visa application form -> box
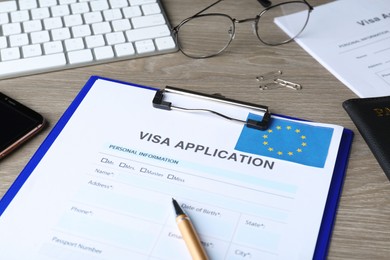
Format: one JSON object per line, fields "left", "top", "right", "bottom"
{"left": 276, "top": 0, "right": 390, "bottom": 98}
{"left": 0, "top": 77, "right": 345, "bottom": 259}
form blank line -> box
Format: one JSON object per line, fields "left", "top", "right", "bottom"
{"left": 339, "top": 36, "right": 390, "bottom": 55}
{"left": 375, "top": 47, "right": 390, "bottom": 54}
{"left": 99, "top": 152, "right": 295, "bottom": 200}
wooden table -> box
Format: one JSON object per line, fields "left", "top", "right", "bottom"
{"left": 0, "top": 0, "right": 389, "bottom": 259}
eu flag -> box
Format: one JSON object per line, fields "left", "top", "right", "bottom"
{"left": 235, "top": 114, "right": 334, "bottom": 168}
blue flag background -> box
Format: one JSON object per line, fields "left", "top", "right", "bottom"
{"left": 235, "top": 115, "right": 334, "bottom": 168}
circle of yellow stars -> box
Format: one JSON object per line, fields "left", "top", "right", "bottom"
{"left": 262, "top": 125, "right": 307, "bottom": 156}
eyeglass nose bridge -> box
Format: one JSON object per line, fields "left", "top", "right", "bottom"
{"left": 233, "top": 17, "right": 260, "bottom": 37}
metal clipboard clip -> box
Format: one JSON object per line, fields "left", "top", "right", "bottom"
{"left": 152, "top": 86, "right": 271, "bottom": 130}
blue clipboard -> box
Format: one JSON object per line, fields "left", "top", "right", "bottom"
{"left": 0, "top": 76, "right": 354, "bottom": 259}
{"left": 314, "top": 127, "right": 353, "bottom": 259}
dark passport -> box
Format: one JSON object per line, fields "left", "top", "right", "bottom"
{"left": 343, "top": 96, "right": 390, "bottom": 181}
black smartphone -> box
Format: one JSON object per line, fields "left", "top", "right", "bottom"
{"left": 0, "top": 92, "right": 46, "bottom": 159}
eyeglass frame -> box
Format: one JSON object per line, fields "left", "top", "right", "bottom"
{"left": 172, "top": 0, "right": 314, "bottom": 58}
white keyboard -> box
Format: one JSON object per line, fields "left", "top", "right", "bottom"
{"left": 0, "top": 0, "right": 178, "bottom": 79}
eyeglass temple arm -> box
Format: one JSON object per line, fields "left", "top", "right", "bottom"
{"left": 305, "top": 0, "right": 314, "bottom": 11}
{"left": 257, "top": 0, "right": 271, "bottom": 7}
{"left": 191, "top": 0, "right": 225, "bottom": 17}
{"left": 258, "top": 0, "right": 313, "bottom": 9}
{"left": 191, "top": 0, "right": 273, "bottom": 18}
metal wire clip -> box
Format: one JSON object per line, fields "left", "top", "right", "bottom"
{"left": 274, "top": 78, "right": 302, "bottom": 90}
{"left": 256, "top": 70, "right": 283, "bottom": 81}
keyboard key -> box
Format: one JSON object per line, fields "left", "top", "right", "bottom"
{"left": 142, "top": 3, "right": 161, "bottom": 15}
{"left": 71, "top": 3, "right": 90, "bottom": 14}
{"left": 94, "top": 46, "right": 114, "bottom": 60}
{"left": 112, "top": 19, "right": 131, "bottom": 32}
{"left": 11, "top": 10, "right": 30, "bottom": 23}
{"left": 64, "top": 14, "right": 83, "bottom": 27}
{"left": 72, "top": 24, "right": 92, "bottom": 38}
{"left": 83, "top": 11, "right": 103, "bottom": 24}
{"left": 19, "top": 1, "right": 38, "bottom": 10}
{"left": 114, "top": 42, "right": 135, "bottom": 57}
{"left": 68, "top": 49, "right": 93, "bottom": 64}
{"left": 59, "top": 0, "right": 77, "bottom": 4}
{"left": 129, "top": 0, "right": 156, "bottom": 6}
{"left": 23, "top": 20, "right": 43, "bottom": 33}
{"left": 43, "top": 17, "right": 63, "bottom": 30}
{"left": 92, "top": 22, "right": 112, "bottom": 35}
{"left": 135, "top": 39, "right": 155, "bottom": 54}
{"left": 44, "top": 41, "right": 64, "bottom": 54}
{"left": 109, "top": 0, "right": 129, "bottom": 8}
{"left": 132, "top": 14, "right": 165, "bottom": 28}
{"left": 155, "top": 36, "right": 176, "bottom": 51}
{"left": 65, "top": 38, "right": 84, "bottom": 51}
{"left": 0, "top": 53, "right": 66, "bottom": 77}
{"left": 1, "top": 47, "right": 21, "bottom": 61}
{"left": 90, "top": 0, "right": 109, "bottom": 11}
{"left": 122, "top": 6, "right": 142, "bottom": 18}
{"left": 9, "top": 33, "right": 29, "bottom": 47}
{"left": 0, "top": 1, "right": 17, "bottom": 13}
{"left": 39, "top": 0, "right": 58, "bottom": 8}
{"left": 51, "top": 5, "right": 70, "bottom": 17}
{"left": 22, "top": 44, "right": 43, "bottom": 58}
{"left": 126, "top": 24, "right": 170, "bottom": 41}
{"left": 51, "top": 27, "right": 71, "bottom": 41}
{"left": 2, "top": 23, "right": 22, "bottom": 36}
{"left": 86, "top": 35, "right": 105, "bottom": 48}
{"left": 103, "top": 9, "right": 122, "bottom": 21}
{"left": 31, "top": 7, "right": 50, "bottom": 20}
{"left": 30, "top": 30, "right": 50, "bottom": 44}
{"left": 106, "top": 32, "right": 126, "bottom": 45}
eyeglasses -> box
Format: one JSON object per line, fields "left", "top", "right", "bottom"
{"left": 172, "top": 0, "right": 313, "bottom": 59}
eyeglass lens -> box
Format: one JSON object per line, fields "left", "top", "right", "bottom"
{"left": 176, "top": 2, "right": 310, "bottom": 58}
{"left": 257, "top": 2, "right": 310, "bottom": 45}
{"left": 177, "top": 14, "right": 234, "bottom": 58}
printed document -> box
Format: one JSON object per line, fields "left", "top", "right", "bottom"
{"left": 0, "top": 78, "right": 345, "bottom": 259}
{"left": 276, "top": 0, "right": 390, "bottom": 97}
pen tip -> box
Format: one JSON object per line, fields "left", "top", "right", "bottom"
{"left": 172, "top": 198, "right": 184, "bottom": 216}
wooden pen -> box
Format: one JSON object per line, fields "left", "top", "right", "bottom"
{"left": 172, "top": 198, "right": 209, "bottom": 260}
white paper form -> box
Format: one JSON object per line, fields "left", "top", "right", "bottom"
{"left": 276, "top": 0, "right": 390, "bottom": 98}
{"left": 0, "top": 78, "right": 345, "bottom": 260}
